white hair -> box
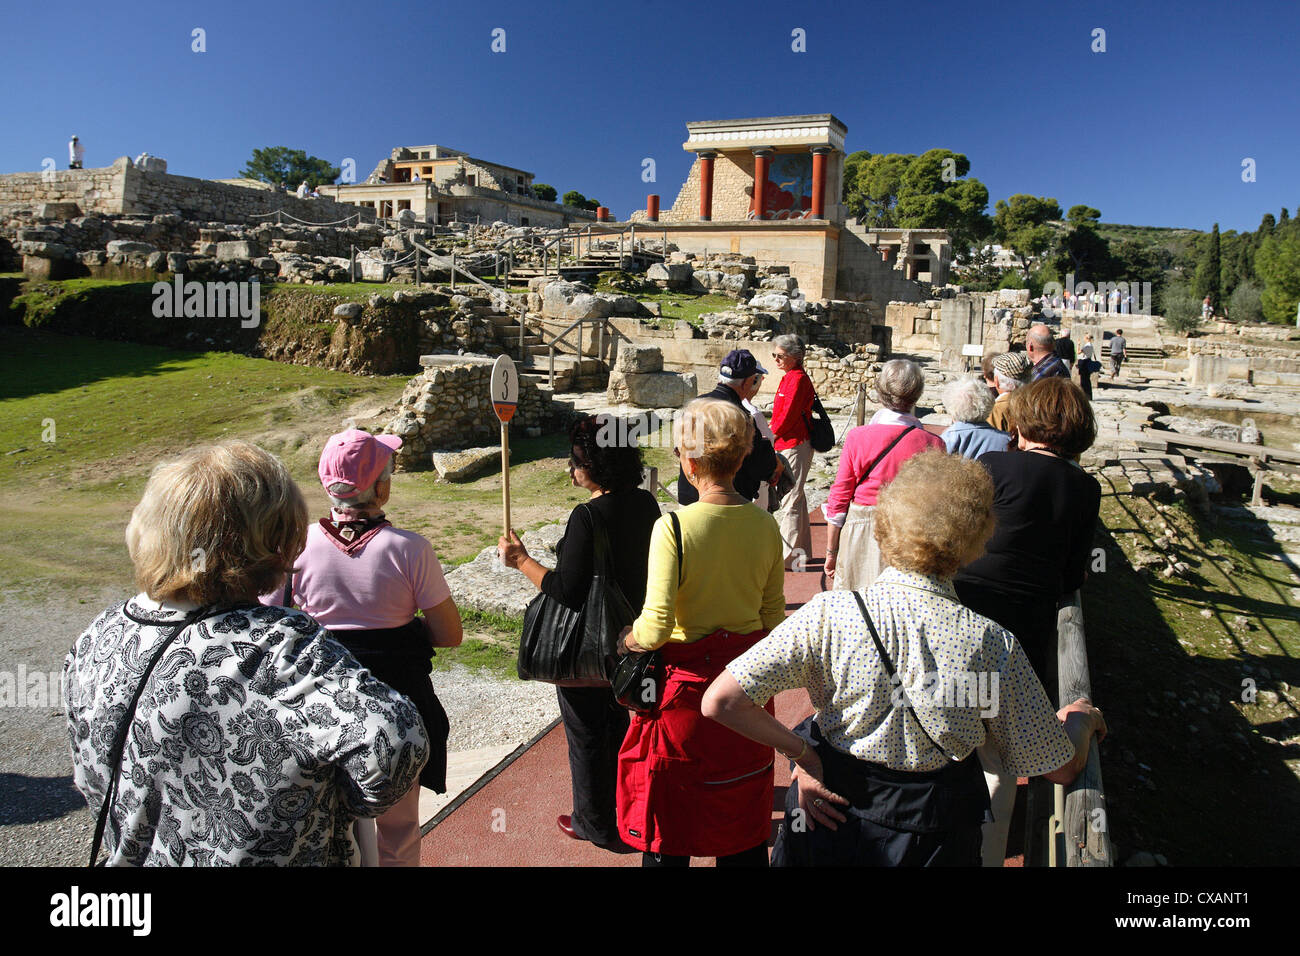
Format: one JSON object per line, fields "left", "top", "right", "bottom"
{"left": 772, "top": 334, "right": 805, "bottom": 361}
{"left": 326, "top": 459, "right": 393, "bottom": 511}
{"left": 995, "top": 372, "right": 1025, "bottom": 392}
{"left": 876, "top": 359, "right": 925, "bottom": 412}
{"left": 944, "top": 375, "right": 995, "bottom": 423}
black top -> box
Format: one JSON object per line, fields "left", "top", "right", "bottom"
{"left": 1055, "top": 338, "right": 1077, "bottom": 363}
{"left": 540, "top": 487, "right": 662, "bottom": 613}
{"left": 954, "top": 450, "right": 1101, "bottom": 602}
{"left": 676, "top": 382, "right": 778, "bottom": 505}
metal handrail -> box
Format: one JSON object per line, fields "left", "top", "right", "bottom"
{"left": 407, "top": 232, "right": 528, "bottom": 359}
{"left": 545, "top": 315, "right": 611, "bottom": 390}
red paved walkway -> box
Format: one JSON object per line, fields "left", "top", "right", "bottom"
{"left": 422, "top": 508, "right": 1025, "bottom": 866}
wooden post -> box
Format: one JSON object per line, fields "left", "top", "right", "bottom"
{"left": 451, "top": 252, "right": 456, "bottom": 290}
{"left": 414, "top": 248, "right": 420, "bottom": 288}
{"left": 855, "top": 383, "right": 866, "bottom": 427}
{"left": 501, "top": 422, "right": 512, "bottom": 537}
{"left": 349, "top": 245, "right": 356, "bottom": 283}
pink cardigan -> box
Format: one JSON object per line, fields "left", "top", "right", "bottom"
{"left": 825, "top": 423, "right": 944, "bottom": 524}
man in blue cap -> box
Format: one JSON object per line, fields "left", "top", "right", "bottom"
{"left": 677, "top": 349, "right": 782, "bottom": 505}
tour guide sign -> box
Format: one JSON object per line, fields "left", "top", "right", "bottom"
{"left": 491, "top": 354, "right": 518, "bottom": 537}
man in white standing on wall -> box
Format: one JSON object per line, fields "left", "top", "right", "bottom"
{"left": 68, "top": 135, "right": 84, "bottom": 169}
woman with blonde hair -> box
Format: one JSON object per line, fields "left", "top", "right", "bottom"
{"left": 616, "top": 398, "right": 786, "bottom": 867}
{"left": 824, "top": 359, "right": 943, "bottom": 590}
{"left": 703, "top": 450, "right": 1106, "bottom": 867}
{"left": 65, "top": 440, "right": 429, "bottom": 866}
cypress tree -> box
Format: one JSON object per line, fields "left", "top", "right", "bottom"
{"left": 1194, "top": 223, "right": 1222, "bottom": 313}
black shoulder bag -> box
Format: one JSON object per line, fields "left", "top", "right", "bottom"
{"left": 612, "top": 511, "right": 681, "bottom": 714}
{"left": 850, "top": 591, "right": 960, "bottom": 764}
{"left": 805, "top": 395, "right": 836, "bottom": 453}
{"left": 517, "top": 502, "right": 637, "bottom": 686}
{"left": 89, "top": 603, "right": 231, "bottom": 865}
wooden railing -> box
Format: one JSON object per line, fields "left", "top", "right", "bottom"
{"left": 1043, "top": 591, "right": 1113, "bottom": 866}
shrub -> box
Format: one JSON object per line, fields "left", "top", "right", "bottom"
{"left": 1228, "top": 280, "right": 1265, "bottom": 324}
{"left": 1159, "top": 279, "right": 1202, "bottom": 334}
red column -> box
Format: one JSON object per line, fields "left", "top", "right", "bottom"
{"left": 596, "top": 206, "right": 609, "bottom": 221}
{"left": 751, "top": 148, "right": 773, "bottom": 219}
{"left": 646, "top": 194, "right": 659, "bottom": 221}
{"left": 810, "top": 147, "right": 830, "bottom": 219}
{"left": 697, "top": 151, "right": 716, "bottom": 221}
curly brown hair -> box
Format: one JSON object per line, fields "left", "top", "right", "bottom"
{"left": 1007, "top": 377, "right": 1097, "bottom": 457}
{"left": 874, "top": 450, "right": 995, "bottom": 578}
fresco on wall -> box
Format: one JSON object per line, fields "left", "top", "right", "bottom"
{"left": 761, "top": 153, "right": 813, "bottom": 219}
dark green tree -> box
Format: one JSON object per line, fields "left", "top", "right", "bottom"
{"left": 993, "top": 194, "right": 1062, "bottom": 277}
{"left": 1193, "top": 223, "right": 1221, "bottom": 312}
{"left": 240, "top": 146, "right": 340, "bottom": 188}
{"left": 1255, "top": 231, "right": 1300, "bottom": 324}
{"left": 531, "top": 183, "right": 557, "bottom": 202}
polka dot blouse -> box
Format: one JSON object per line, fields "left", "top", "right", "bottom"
{"left": 727, "top": 567, "right": 1075, "bottom": 775}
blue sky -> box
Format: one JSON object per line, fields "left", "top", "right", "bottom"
{"left": 3, "top": 0, "right": 1296, "bottom": 233}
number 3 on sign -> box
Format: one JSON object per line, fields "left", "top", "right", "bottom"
{"left": 491, "top": 355, "right": 518, "bottom": 423}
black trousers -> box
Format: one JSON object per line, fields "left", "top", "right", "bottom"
{"left": 557, "top": 685, "right": 629, "bottom": 846}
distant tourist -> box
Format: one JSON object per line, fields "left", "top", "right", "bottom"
{"left": 980, "top": 353, "right": 999, "bottom": 402}
{"left": 989, "top": 352, "right": 1031, "bottom": 432}
{"left": 953, "top": 378, "right": 1101, "bottom": 865}
{"left": 769, "top": 334, "right": 815, "bottom": 568}
{"left": 296, "top": 180, "right": 310, "bottom": 198}
{"left": 1109, "top": 329, "right": 1128, "bottom": 378}
{"left": 1202, "top": 295, "right": 1213, "bottom": 320}
{"left": 1109, "top": 288, "right": 1121, "bottom": 313}
{"left": 68, "top": 134, "right": 84, "bottom": 169}
{"left": 1026, "top": 324, "right": 1070, "bottom": 381}
{"left": 617, "top": 398, "right": 787, "bottom": 867}
{"left": 499, "top": 415, "right": 659, "bottom": 854}
{"left": 675, "top": 349, "right": 780, "bottom": 506}
{"left": 1055, "top": 327, "right": 1076, "bottom": 372}
{"left": 272, "top": 428, "right": 462, "bottom": 866}
{"left": 66, "top": 440, "right": 429, "bottom": 866}
{"left": 1078, "top": 334, "right": 1097, "bottom": 400}
{"left": 942, "top": 376, "right": 1012, "bottom": 460}
{"left": 824, "top": 359, "right": 943, "bottom": 591}
{"left": 702, "top": 450, "right": 1106, "bottom": 867}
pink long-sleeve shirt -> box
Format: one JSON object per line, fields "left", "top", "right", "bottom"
{"left": 825, "top": 417, "right": 944, "bottom": 526}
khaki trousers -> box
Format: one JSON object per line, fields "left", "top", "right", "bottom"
{"left": 377, "top": 783, "right": 423, "bottom": 867}
{"left": 832, "top": 503, "right": 886, "bottom": 592}
{"left": 777, "top": 440, "right": 813, "bottom": 566}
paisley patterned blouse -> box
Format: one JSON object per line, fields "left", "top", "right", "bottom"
{"left": 64, "top": 596, "right": 429, "bottom": 866}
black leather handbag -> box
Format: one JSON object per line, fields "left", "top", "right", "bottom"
{"left": 805, "top": 395, "right": 836, "bottom": 453}
{"left": 612, "top": 512, "right": 682, "bottom": 713}
{"left": 517, "top": 503, "right": 635, "bottom": 686}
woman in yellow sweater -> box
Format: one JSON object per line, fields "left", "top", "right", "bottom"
{"left": 616, "top": 398, "right": 787, "bottom": 867}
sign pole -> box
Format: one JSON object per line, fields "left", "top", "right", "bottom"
{"left": 489, "top": 354, "right": 519, "bottom": 540}
{"left": 501, "top": 421, "right": 511, "bottom": 537}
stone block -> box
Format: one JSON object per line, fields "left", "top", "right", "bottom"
{"left": 359, "top": 259, "right": 391, "bottom": 282}
{"left": 747, "top": 293, "right": 791, "bottom": 313}
{"left": 760, "top": 275, "right": 798, "bottom": 293}
{"left": 215, "top": 240, "right": 261, "bottom": 261}
{"left": 432, "top": 445, "right": 502, "bottom": 482}
{"left": 542, "top": 281, "right": 612, "bottom": 321}
{"left": 36, "top": 202, "right": 82, "bottom": 220}
{"left": 615, "top": 344, "right": 664, "bottom": 374}
{"left": 106, "top": 239, "right": 157, "bottom": 256}
{"left": 647, "top": 262, "right": 693, "bottom": 289}
{"left": 606, "top": 369, "right": 697, "bottom": 407}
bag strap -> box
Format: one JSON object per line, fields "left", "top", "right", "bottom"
{"left": 280, "top": 573, "right": 293, "bottom": 608}
{"left": 668, "top": 511, "right": 684, "bottom": 588}
{"left": 89, "top": 603, "right": 234, "bottom": 866}
{"left": 853, "top": 424, "right": 918, "bottom": 494}
{"left": 849, "top": 591, "right": 959, "bottom": 764}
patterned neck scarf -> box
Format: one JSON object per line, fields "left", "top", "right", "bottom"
{"left": 319, "top": 509, "right": 390, "bottom": 555}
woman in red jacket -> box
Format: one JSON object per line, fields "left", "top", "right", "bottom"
{"left": 769, "top": 335, "right": 816, "bottom": 568}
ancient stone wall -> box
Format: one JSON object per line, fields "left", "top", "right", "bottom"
{"left": 665, "top": 152, "right": 756, "bottom": 223}
{"left": 803, "top": 344, "right": 882, "bottom": 398}
{"left": 385, "top": 356, "right": 551, "bottom": 465}
{"left": 0, "top": 158, "right": 374, "bottom": 225}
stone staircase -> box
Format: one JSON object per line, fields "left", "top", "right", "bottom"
{"left": 484, "top": 311, "right": 608, "bottom": 393}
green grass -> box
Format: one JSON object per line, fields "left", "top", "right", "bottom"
{"left": 0, "top": 326, "right": 408, "bottom": 591}
{"left": 432, "top": 608, "right": 524, "bottom": 678}
{"left": 1083, "top": 474, "right": 1300, "bottom": 864}
{"left": 636, "top": 290, "right": 735, "bottom": 326}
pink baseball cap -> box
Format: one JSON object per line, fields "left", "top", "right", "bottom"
{"left": 318, "top": 429, "right": 403, "bottom": 497}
